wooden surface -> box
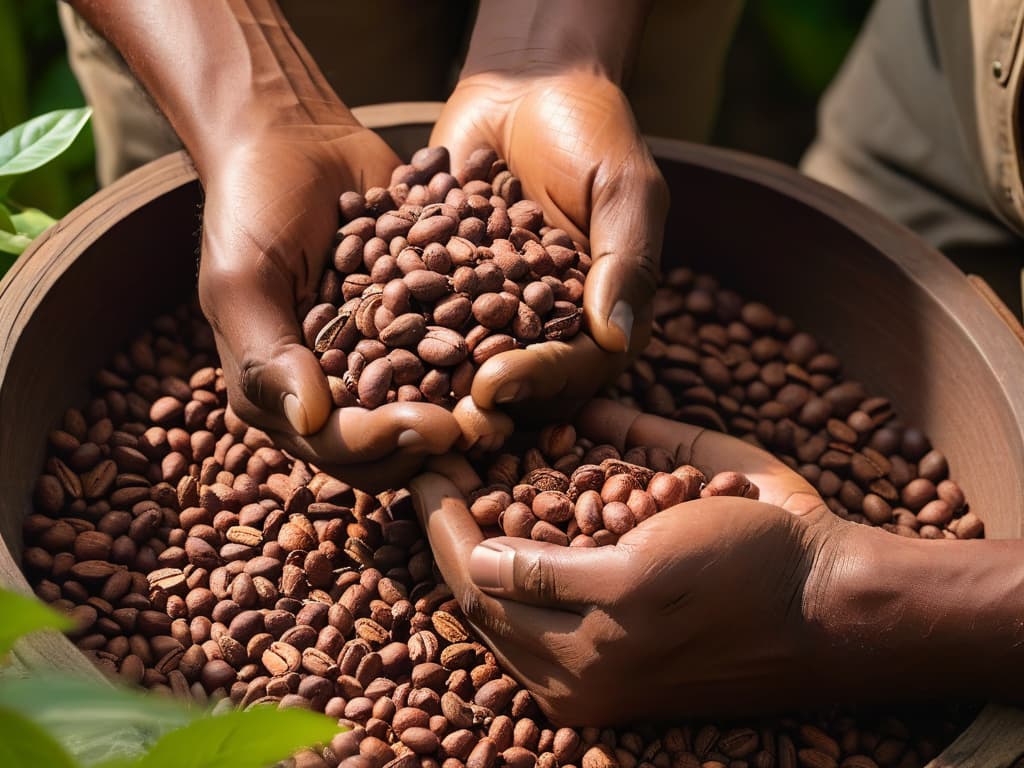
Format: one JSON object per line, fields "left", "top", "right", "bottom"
{"left": 3, "top": 118, "right": 1024, "bottom": 762}
{"left": 0, "top": 151, "right": 199, "bottom": 680}
{"left": 646, "top": 136, "right": 1024, "bottom": 540}
{"left": 924, "top": 704, "right": 1024, "bottom": 767}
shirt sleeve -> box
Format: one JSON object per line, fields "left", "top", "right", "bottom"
{"left": 929, "top": 0, "right": 1024, "bottom": 237}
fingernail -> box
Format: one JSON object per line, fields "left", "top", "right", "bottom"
{"left": 609, "top": 300, "right": 634, "bottom": 352}
{"left": 494, "top": 382, "right": 528, "bottom": 404}
{"left": 283, "top": 394, "right": 308, "bottom": 434}
{"left": 397, "top": 429, "right": 425, "bottom": 448}
{"left": 469, "top": 541, "right": 515, "bottom": 593}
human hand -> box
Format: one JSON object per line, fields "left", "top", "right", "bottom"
{"left": 410, "top": 399, "right": 850, "bottom": 724}
{"left": 199, "top": 124, "right": 464, "bottom": 490}
{"left": 431, "top": 69, "right": 668, "bottom": 418}
{"left": 70, "top": 1, "right": 476, "bottom": 490}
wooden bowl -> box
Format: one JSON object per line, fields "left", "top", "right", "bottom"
{"left": 2, "top": 104, "right": 1023, "bottom": 762}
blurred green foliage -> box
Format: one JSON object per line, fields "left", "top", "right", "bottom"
{"left": 715, "top": 1, "right": 874, "bottom": 165}
{"left": 0, "top": 0, "right": 96, "bottom": 218}
{"left": 0, "top": 0, "right": 873, "bottom": 218}
{"left": 751, "top": 1, "right": 873, "bottom": 96}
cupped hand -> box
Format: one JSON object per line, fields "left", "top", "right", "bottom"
{"left": 431, "top": 71, "right": 669, "bottom": 415}
{"left": 410, "top": 399, "right": 852, "bottom": 724}
{"left": 198, "top": 124, "right": 463, "bottom": 490}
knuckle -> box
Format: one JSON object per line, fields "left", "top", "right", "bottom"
{"left": 458, "top": 586, "right": 492, "bottom": 629}
{"left": 520, "top": 554, "right": 558, "bottom": 603}
{"left": 237, "top": 356, "right": 268, "bottom": 409}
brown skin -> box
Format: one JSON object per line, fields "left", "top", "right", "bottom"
{"left": 434, "top": 0, "right": 669, "bottom": 412}
{"left": 70, "top": 0, "right": 651, "bottom": 472}
{"left": 69, "top": 0, "right": 477, "bottom": 489}
{"left": 68, "top": 0, "right": 1024, "bottom": 723}
{"left": 413, "top": 399, "right": 1024, "bottom": 725}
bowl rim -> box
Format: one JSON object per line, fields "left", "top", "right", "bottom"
{"left": 3, "top": 132, "right": 1024, "bottom": 757}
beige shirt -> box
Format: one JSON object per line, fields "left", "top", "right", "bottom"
{"left": 60, "top": 0, "right": 742, "bottom": 187}
{"left": 931, "top": 0, "right": 1024, "bottom": 236}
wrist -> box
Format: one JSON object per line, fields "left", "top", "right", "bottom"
{"left": 805, "top": 523, "right": 1024, "bottom": 700}
{"left": 462, "top": 0, "right": 651, "bottom": 85}
{"left": 71, "top": 0, "right": 363, "bottom": 181}
{"left": 194, "top": 106, "right": 363, "bottom": 182}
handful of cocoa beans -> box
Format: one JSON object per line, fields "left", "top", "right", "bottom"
{"left": 470, "top": 424, "right": 759, "bottom": 547}
{"left": 301, "top": 146, "right": 589, "bottom": 411}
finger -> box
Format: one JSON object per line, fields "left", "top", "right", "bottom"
{"left": 409, "top": 472, "right": 511, "bottom": 637}
{"left": 286, "top": 402, "right": 461, "bottom": 464}
{"left": 277, "top": 446, "right": 426, "bottom": 495}
{"left": 429, "top": 99, "right": 493, "bottom": 174}
{"left": 471, "top": 599, "right": 585, "bottom": 679}
{"left": 468, "top": 536, "right": 626, "bottom": 610}
{"left": 452, "top": 397, "right": 515, "bottom": 452}
{"left": 337, "top": 132, "right": 402, "bottom": 191}
{"left": 574, "top": 398, "right": 645, "bottom": 450}
{"left": 575, "top": 400, "right": 756, "bottom": 479}
{"left": 585, "top": 158, "right": 669, "bottom": 353}
{"left": 424, "top": 454, "right": 484, "bottom": 498}
{"left": 687, "top": 430, "right": 819, "bottom": 509}
{"left": 200, "top": 239, "right": 332, "bottom": 437}
{"left": 618, "top": 496, "right": 787, "bottom": 550}
{"left": 471, "top": 337, "right": 627, "bottom": 408}
{"left": 627, "top": 414, "right": 818, "bottom": 508}
{"left": 775, "top": 489, "right": 831, "bottom": 518}
{"left": 575, "top": 403, "right": 823, "bottom": 512}
{"left": 412, "top": 474, "right": 607, "bottom": 663}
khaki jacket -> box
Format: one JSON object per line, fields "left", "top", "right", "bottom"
{"left": 932, "top": 0, "right": 1024, "bottom": 235}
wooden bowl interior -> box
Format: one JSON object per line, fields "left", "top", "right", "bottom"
{"left": 654, "top": 147, "right": 1024, "bottom": 539}
{"left": 0, "top": 184, "right": 198, "bottom": 556}
{"left": 2, "top": 130, "right": 1023, "bottom": 679}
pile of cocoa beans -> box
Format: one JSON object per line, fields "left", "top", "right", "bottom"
{"left": 611, "top": 268, "right": 978, "bottom": 540}
{"left": 468, "top": 423, "right": 757, "bottom": 548}
{"left": 23, "top": 269, "right": 973, "bottom": 768}
{"left": 301, "top": 147, "right": 586, "bottom": 411}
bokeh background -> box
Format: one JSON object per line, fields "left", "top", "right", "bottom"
{"left": 1, "top": 0, "right": 97, "bottom": 218}
{"left": 0, "top": 0, "right": 873, "bottom": 220}
{"left": 715, "top": 1, "right": 874, "bottom": 165}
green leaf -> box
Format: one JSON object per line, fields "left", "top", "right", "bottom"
{"left": 0, "top": 202, "right": 13, "bottom": 233}
{"left": 30, "top": 55, "right": 93, "bottom": 166}
{"left": 0, "top": 107, "right": 92, "bottom": 192}
{"left": 0, "top": 676, "right": 196, "bottom": 766}
{"left": 0, "top": 706, "right": 80, "bottom": 768}
{"left": 136, "top": 706, "right": 339, "bottom": 768}
{"left": 0, "top": 227, "right": 31, "bottom": 255}
{"left": 12, "top": 207, "right": 55, "bottom": 238}
{"left": 0, "top": 589, "right": 72, "bottom": 656}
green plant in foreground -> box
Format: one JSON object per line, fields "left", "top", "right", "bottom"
{"left": 0, "top": 588, "right": 341, "bottom": 767}
{"left": 0, "top": 106, "right": 92, "bottom": 271}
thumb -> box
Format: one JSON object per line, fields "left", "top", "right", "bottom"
{"left": 470, "top": 335, "right": 625, "bottom": 408}
{"left": 585, "top": 159, "right": 668, "bottom": 353}
{"left": 778, "top": 490, "right": 832, "bottom": 519}
{"left": 199, "top": 242, "right": 332, "bottom": 438}
{"left": 233, "top": 341, "right": 331, "bottom": 436}
{"left": 468, "top": 536, "right": 625, "bottom": 609}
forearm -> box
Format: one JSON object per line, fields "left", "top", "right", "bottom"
{"left": 69, "top": 0, "right": 358, "bottom": 176}
{"left": 811, "top": 526, "right": 1024, "bottom": 700}
{"left": 462, "top": 0, "right": 653, "bottom": 84}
